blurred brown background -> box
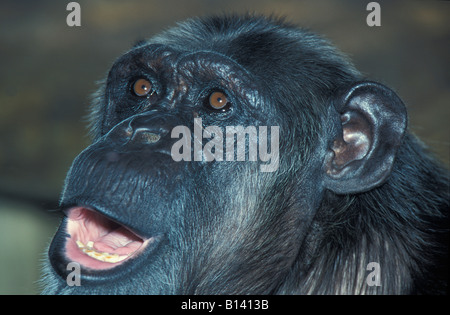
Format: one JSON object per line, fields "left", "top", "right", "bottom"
{"left": 0, "top": 0, "right": 448, "bottom": 294}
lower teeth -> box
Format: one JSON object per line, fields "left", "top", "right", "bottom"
{"left": 76, "top": 240, "right": 129, "bottom": 263}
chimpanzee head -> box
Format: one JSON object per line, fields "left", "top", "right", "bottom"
{"left": 42, "top": 15, "right": 447, "bottom": 295}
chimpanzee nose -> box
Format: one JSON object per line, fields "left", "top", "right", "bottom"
{"left": 108, "top": 112, "right": 171, "bottom": 146}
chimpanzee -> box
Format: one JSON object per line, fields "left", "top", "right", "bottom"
{"left": 41, "top": 14, "right": 449, "bottom": 295}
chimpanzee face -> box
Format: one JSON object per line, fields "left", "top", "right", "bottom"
{"left": 47, "top": 40, "right": 303, "bottom": 294}
{"left": 43, "top": 15, "right": 447, "bottom": 296}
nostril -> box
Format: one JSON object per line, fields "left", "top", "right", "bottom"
{"left": 132, "top": 130, "right": 161, "bottom": 144}
{"left": 106, "top": 113, "right": 172, "bottom": 146}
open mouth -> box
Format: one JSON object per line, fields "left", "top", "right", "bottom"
{"left": 64, "top": 207, "right": 152, "bottom": 270}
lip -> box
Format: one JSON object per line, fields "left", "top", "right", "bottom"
{"left": 49, "top": 205, "right": 162, "bottom": 282}
{"left": 65, "top": 206, "right": 156, "bottom": 270}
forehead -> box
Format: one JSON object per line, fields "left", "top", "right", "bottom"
{"left": 115, "top": 44, "right": 250, "bottom": 77}
{"left": 110, "top": 44, "right": 260, "bottom": 98}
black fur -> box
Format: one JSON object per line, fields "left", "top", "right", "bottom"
{"left": 41, "top": 14, "right": 448, "bottom": 294}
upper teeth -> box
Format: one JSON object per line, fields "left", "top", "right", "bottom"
{"left": 76, "top": 240, "right": 129, "bottom": 263}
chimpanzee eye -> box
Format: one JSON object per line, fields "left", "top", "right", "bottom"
{"left": 132, "top": 78, "right": 153, "bottom": 97}
{"left": 206, "top": 91, "right": 231, "bottom": 111}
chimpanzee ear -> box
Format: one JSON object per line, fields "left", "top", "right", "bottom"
{"left": 323, "top": 81, "right": 407, "bottom": 194}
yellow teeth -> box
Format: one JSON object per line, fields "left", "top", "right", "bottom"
{"left": 76, "top": 240, "right": 129, "bottom": 263}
